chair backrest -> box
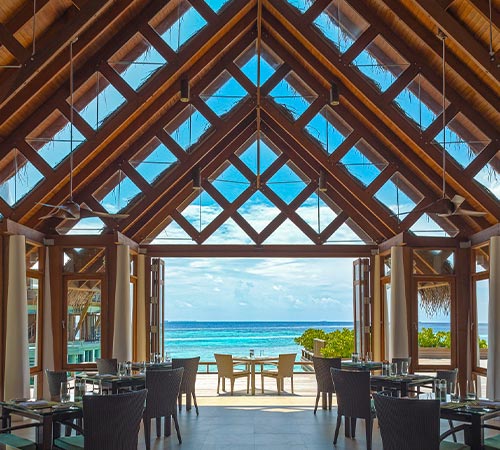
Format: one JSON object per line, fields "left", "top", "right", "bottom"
{"left": 331, "top": 368, "right": 372, "bottom": 419}
{"left": 436, "top": 368, "right": 458, "bottom": 395}
{"left": 172, "top": 357, "right": 200, "bottom": 394}
{"left": 96, "top": 358, "right": 118, "bottom": 375}
{"left": 82, "top": 389, "right": 147, "bottom": 450}
{"left": 392, "top": 357, "right": 411, "bottom": 374}
{"left": 214, "top": 354, "right": 235, "bottom": 377}
{"left": 312, "top": 357, "right": 341, "bottom": 392}
{"left": 373, "top": 392, "right": 441, "bottom": 450}
{"left": 277, "top": 354, "right": 296, "bottom": 377}
{"left": 45, "top": 370, "right": 68, "bottom": 401}
{"left": 144, "top": 367, "right": 183, "bottom": 418}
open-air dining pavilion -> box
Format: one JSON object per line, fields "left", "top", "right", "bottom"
{"left": 0, "top": 0, "right": 499, "bottom": 448}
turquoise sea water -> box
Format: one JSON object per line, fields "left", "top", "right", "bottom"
{"left": 163, "top": 321, "right": 488, "bottom": 362}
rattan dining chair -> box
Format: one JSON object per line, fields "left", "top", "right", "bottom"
{"left": 312, "top": 356, "right": 341, "bottom": 413}
{"left": 214, "top": 354, "right": 250, "bottom": 395}
{"left": 95, "top": 358, "right": 118, "bottom": 375}
{"left": 261, "top": 353, "right": 296, "bottom": 395}
{"left": 330, "top": 368, "right": 376, "bottom": 450}
{"left": 54, "top": 389, "right": 147, "bottom": 450}
{"left": 437, "top": 368, "right": 459, "bottom": 442}
{"left": 172, "top": 356, "right": 200, "bottom": 414}
{"left": 373, "top": 391, "right": 470, "bottom": 450}
{"left": 46, "top": 369, "right": 68, "bottom": 402}
{"left": 143, "top": 367, "right": 184, "bottom": 449}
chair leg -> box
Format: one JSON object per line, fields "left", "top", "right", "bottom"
{"left": 246, "top": 375, "right": 249, "bottom": 394}
{"left": 291, "top": 375, "right": 294, "bottom": 394}
{"left": 164, "top": 415, "right": 171, "bottom": 437}
{"left": 328, "top": 392, "right": 332, "bottom": 410}
{"left": 156, "top": 416, "right": 161, "bottom": 437}
{"left": 217, "top": 375, "right": 220, "bottom": 394}
{"left": 366, "top": 418, "right": 373, "bottom": 450}
{"left": 448, "top": 419, "right": 457, "bottom": 442}
{"left": 230, "top": 378, "right": 235, "bottom": 395}
{"left": 172, "top": 412, "right": 182, "bottom": 444}
{"left": 186, "top": 391, "right": 192, "bottom": 411}
{"left": 192, "top": 392, "right": 199, "bottom": 415}
{"left": 276, "top": 378, "right": 281, "bottom": 395}
{"left": 261, "top": 374, "right": 264, "bottom": 393}
{"left": 350, "top": 417, "right": 357, "bottom": 438}
{"left": 178, "top": 393, "right": 182, "bottom": 412}
{"left": 333, "top": 415, "right": 342, "bottom": 445}
{"left": 314, "top": 392, "right": 320, "bottom": 414}
{"left": 143, "top": 418, "right": 151, "bottom": 450}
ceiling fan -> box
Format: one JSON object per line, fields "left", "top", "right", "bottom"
{"left": 39, "top": 38, "right": 128, "bottom": 221}
{"left": 417, "top": 32, "right": 486, "bottom": 219}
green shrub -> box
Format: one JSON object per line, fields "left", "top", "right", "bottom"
{"left": 418, "top": 327, "right": 488, "bottom": 349}
{"left": 293, "top": 328, "right": 326, "bottom": 351}
{"left": 320, "top": 328, "right": 355, "bottom": 358}
{"left": 479, "top": 338, "right": 488, "bottom": 349}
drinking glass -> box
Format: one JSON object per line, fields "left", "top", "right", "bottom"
{"left": 140, "top": 361, "right": 146, "bottom": 375}
{"left": 60, "top": 381, "right": 70, "bottom": 403}
{"left": 74, "top": 379, "right": 84, "bottom": 402}
{"left": 351, "top": 353, "right": 359, "bottom": 363}
{"left": 118, "top": 362, "right": 126, "bottom": 377}
{"left": 466, "top": 379, "right": 477, "bottom": 401}
{"left": 401, "top": 361, "right": 409, "bottom": 376}
{"left": 390, "top": 363, "right": 397, "bottom": 376}
{"left": 382, "top": 362, "right": 389, "bottom": 376}
{"left": 365, "top": 352, "right": 372, "bottom": 362}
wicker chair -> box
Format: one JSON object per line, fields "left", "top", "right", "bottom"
{"left": 373, "top": 391, "right": 470, "bottom": 450}
{"left": 214, "top": 354, "right": 250, "bottom": 395}
{"left": 437, "top": 368, "right": 459, "bottom": 442}
{"left": 143, "top": 367, "right": 184, "bottom": 449}
{"left": 330, "top": 368, "right": 376, "bottom": 450}
{"left": 95, "top": 358, "right": 118, "bottom": 375}
{"left": 312, "top": 356, "right": 341, "bottom": 413}
{"left": 261, "top": 353, "right": 296, "bottom": 395}
{"left": 54, "top": 389, "right": 147, "bottom": 450}
{"left": 46, "top": 369, "right": 68, "bottom": 402}
{"left": 172, "top": 357, "right": 200, "bottom": 415}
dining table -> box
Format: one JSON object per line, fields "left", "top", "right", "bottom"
{"left": 0, "top": 400, "right": 82, "bottom": 450}
{"left": 76, "top": 373, "right": 146, "bottom": 394}
{"left": 233, "top": 356, "right": 279, "bottom": 395}
{"left": 370, "top": 373, "right": 436, "bottom": 397}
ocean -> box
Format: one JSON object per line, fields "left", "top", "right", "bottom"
{"left": 163, "top": 321, "right": 489, "bottom": 362}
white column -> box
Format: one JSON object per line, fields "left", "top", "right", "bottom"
{"left": 42, "top": 247, "right": 55, "bottom": 399}
{"left": 487, "top": 236, "right": 500, "bottom": 400}
{"left": 372, "top": 255, "right": 382, "bottom": 362}
{"left": 112, "top": 245, "right": 132, "bottom": 362}
{"left": 135, "top": 254, "right": 147, "bottom": 362}
{"left": 389, "top": 246, "right": 409, "bottom": 360}
{"left": 4, "top": 235, "right": 30, "bottom": 400}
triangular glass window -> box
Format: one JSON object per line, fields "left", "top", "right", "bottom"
{"left": 235, "top": 43, "right": 282, "bottom": 86}
{"left": 151, "top": 219, "right": 195, "bottom": 244}
{"left": 0, "top": 148, "right": 44, "bottom": 206}
{"left": 26, "top": 109, "right": 86, "bottom": 168}
{"left": 267, "top": 163, "right": 309, "bottom": 204}
{"left": 340, "top": 139, "right": 387, "bottom": 187}
{"left": 351, "top": 35, "right": 409, "bottom": 93}
{"left": 269, "top": 71, "right": 316, "bottom": 121}
{"left": 150, "top": 0, "right": 207, "bottom": 52}
{"left": 166, "top": 105, "right": 212, "bottom": 151}
{"left": 93, "top": 170, "right": 141, "bottom": 213}
{"left": 109, "top": 33, "right": 167, "bottom": 91}
{"left": 201, "top": 70, "right": 248, "bottom": 117}
{"left": 205, "top": 0, "right": 232, "bottom": 14}
{"left": 238, "top": 135, "right": 279, "bottom": 174}
{"left": 178, "top": 191, "right": 223, "bottom": 232}
{"left": 374, "top": 172, "right": 423, "bottom": 221}
{"left": 204, "top": 217, "right": 254, "bottom": 244}
{"left": 57, "top": 217, "right": 106, "bottom": 236}
{"left": 305, "top": 107, "right": 352, "bottom": 154}
{"left": 393, "top": 74, "right": 447, "bottom": 131}
{"left": 313, "top": 0, "right": 369, "bottom": 54}
{"left": 264, "top": 219, "right": 314, "bottom": 244}
{"left": 210, "top": 164, "right": 250, "bottom": 203}
{"left": 410, "top": 213, "right": 458, "bottom": 237}
{"left": 130, "top": 137, "right": 178, "bottom": 185}
{"left": 286, "top": 0, "right": 314, "bottom": 14}
{"left": 296, "top": 194, "right": 338, "bottom": 233}
{"left": 474, "top": 154, "right": 499, "bottom": 200}
{"left": 237, "top": 191, "right": 280, "bottom": 233}
{"left": 325, "top": 220, "right": 369, "bottom": 244}
{"left": 74, "top": 72, "right": 126, "bottom": 130}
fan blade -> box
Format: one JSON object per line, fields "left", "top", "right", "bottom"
{"left": 424, "top": 198, "right": 454, "bottom": 215}
{"left": 451, "top": 195, "right": 465, "bottom": 208}
{"left": 79, "top": 203, "right": 128, "bottom": 219}
{"left": 37, "top": 202, "right": 63, "bottom": 208}
{"left": 454, "top": 209, "right": 487, "bottom": 217}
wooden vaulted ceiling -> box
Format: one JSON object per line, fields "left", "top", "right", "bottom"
{"left": 0, "top": 0, "right": 498, "bottom": 246}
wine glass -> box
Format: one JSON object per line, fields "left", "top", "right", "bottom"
{"left": 60, "top": 381, "right": 70, "bottom": 403}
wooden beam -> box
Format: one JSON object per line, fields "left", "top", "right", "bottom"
{"left": 0, "top": 219, "right": 45, "bottom": 242}
{"left": 469, "top": 223, "right": 500, "bottom": 245}
{"left": 0, "top": 23, "right": 30, "bottom": 62}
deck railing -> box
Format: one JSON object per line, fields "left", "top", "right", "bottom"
{"left": 196, "top": 360, "right": 314, "bottom": 374}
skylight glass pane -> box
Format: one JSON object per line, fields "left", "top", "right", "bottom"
{"left": 235, "top": 45, "right": 281, "bottom": 86}
{"left": 296, "top": 194, "right": 338, "bottom": 232}
{"left": 340, "top": 140, "right": 387, "bottom": 187}
{"left": 0, "top": 148, "right": 44, "bottom": 206}
{"left": 26, "top": 110, "right": 86, "bottom": 168}
{"left": 269, "top": 72, "right": 316, "bottom": 121}
{"left": 474, "top": 153, "right": 499, "bottom": 200}
{"left": 58, "top": 217, "right": 106, "bottom": 235}
{"left": 351, "top": 35, "right": 408, "bottom": 93}
{"left": 152, "top": 2, "right": 207, "bottom": 52}
{"left": 325, "top": 219, "right": 368, "bottom": 244}
{"left": 210, "top": 164, "right": 250, "bottom": 203}
{"left": 94, "top": 170, "right": 141, "bottom": 213}
{"left": 130, "top": 138, "right": 178, "bottom": 184}
{"left": 313, "top": 0, "right": 369, "bottom": 54}
{"left": 179, "top": 192, "right": 223, "bottom": 232}
{"left": 237, "top": 191, "right": 280, "bottom": 233}
{"left": 264, "top": 219, "right": 313, "bottom": 244}
{"left": 267, "top": 163, "right": 309, "bottom": 204}
{"left": 393, "top": 74, "right": 446, "bottom": 130}
{"left": 286, "top": 0, "right": 314, "bottom": 13}
{"left": 202, "top": 71, "right": 248, "bottom": 117}
{"left": 76, "top": 73, "right": 126, "bottom": 130}
{"left": 305, "top": 107, "right": 352, "bottom": 154}
{"left": 410, "top": 213, "right": 458, "bottom": 237}
{"left": 205, "top": 0, "right": 231, "bottom": 13}
{"left": 204, "top": 218, "right": 253, "bottom": 244}
{"left": 109, "top": 34, "right": 166, "bottom": 91}
{"left": 151, "top": 219, "right": 196, "bottom": 244}
{"left": 167, "top": 107, "right": 212, "bottom": 151}
{"left": 374, "top": 172, "right": 423, "bottom": 221}
{"left": 238, "top": 136, "right": 279, "bottom": 174}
